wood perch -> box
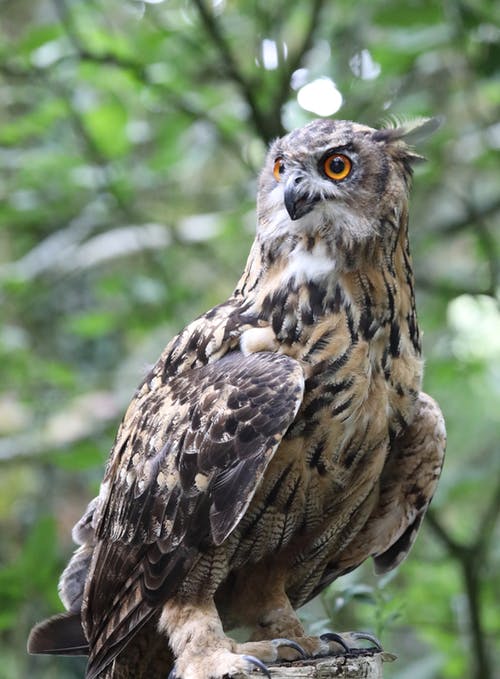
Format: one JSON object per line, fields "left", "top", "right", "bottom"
{"left": 252, "top": 652, "right": 396, "bottom": 678}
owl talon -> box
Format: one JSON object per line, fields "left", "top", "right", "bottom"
{"left": 319, "top": 632, "right": 350, "bottom": 653}
{"left": 270, "top": 638, "right": 307, "bottom": 658}
{"left": 241, "top": 655, "right": 271, "bottom": 678}
{"left": 350, "top": 632, "right": 383, "bottom": 651}
{"left": 319, "top": 631, "right": 383, "bottom": 655}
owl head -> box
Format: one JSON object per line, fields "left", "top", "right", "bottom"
{"left": 257, "top": 118, "right": 438, "bottom": 243}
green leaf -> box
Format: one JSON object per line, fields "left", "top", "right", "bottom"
{"left": 65, "top": 311, "right": 118, "bottom": 338}
{"left": 82, "top": 100, "right": 130, "bottom": 158}
{"left": 50, "top": 440, "right": 106, "bottom": 470}
{"left": 0, "top": 99, "right": 66, "bottom": 145}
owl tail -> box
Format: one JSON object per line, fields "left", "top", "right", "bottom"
{"left": 27, "top": 611, "right": 89, "bottom": 656}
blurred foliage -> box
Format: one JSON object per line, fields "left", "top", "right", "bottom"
{"left": 0, "top": 0, "right": 499, "bottom": 678}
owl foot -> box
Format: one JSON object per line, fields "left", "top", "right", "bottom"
{"left": 169, "top": 633, "right": 381, "bottom": 678}
{"left": 235, "top": 637, "right": 307, "bottom": 663}
{"left": 240, "top": 632, "right": 381, "bottom": 663}
{"left": 162, "top": 599, "right": 308, "bottom": 678}
{"left": 169, "top": 649, "right": 273, "bottom": 679}
{"left": 169, "top": 639, "right": 307, "bottom": 679}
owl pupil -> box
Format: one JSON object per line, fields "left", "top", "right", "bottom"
{"left": 330, "top": 157, "right": 345, "bottom": 174}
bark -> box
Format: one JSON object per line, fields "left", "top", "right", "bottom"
{"left": 253, "top": 652, "right": 395, "bottom": 679}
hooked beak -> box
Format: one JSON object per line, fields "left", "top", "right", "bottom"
{"left": 284, "top": 175, "right": 319, "bottom": 221}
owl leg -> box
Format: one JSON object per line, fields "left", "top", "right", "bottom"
{"left": 237, "top": 596, "right": 381, "bottom": 661}
{"left": 218, "top": 571, "right": 381, "bottom": 662}
{"left": 159, "top": 596, "right": 294, "bottom": 679}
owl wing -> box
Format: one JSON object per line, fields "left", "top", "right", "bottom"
{"left": 83, "top": 350, "right": 304, "bottom": 678}
{"left": 371, "top": 392, "right": 446, "bottom": 574}
{"left": 308, "top": 392, "right": 446, "bottom": 596}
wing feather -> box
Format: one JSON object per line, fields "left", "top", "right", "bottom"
{"left": 84, "top": 350, "right": 304, "bottom": 678}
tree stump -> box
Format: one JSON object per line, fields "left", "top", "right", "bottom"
{"left": 251, "top": 652, "right": 396, "bottom": 679}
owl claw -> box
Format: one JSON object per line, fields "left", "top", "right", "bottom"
{"left": 241, "top": 655, "right": 271, "bottom": 678}
{"left": 167, "top": 666, "right": 178, "bottom": 679}
{"left": 320, "top": 632, "right": 351, "bottom": 653}
{"left": 350, "top": 632, "right": 383, "bottom": 651}
{"left": 270, "top": 638, "right": 307, "bottom": 658}
{"left": 319, "top": 631, "right": 383, "bottom": 654}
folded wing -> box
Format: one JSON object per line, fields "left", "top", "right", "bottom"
{"left": 83, "top": 350, "right": 304, "bottom": 678}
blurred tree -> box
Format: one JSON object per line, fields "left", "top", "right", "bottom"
{"left": 0, "top": 1, "right": 498, "bottom": 678}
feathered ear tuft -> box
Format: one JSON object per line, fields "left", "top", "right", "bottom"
{"left": 372, "top": 116, "right": 443, "bottom": 161}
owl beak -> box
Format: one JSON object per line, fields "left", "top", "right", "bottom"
{"left": 284, "top": 175, "right": 318, "bottom": 221}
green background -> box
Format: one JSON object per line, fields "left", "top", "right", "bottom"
{"left": 0, "top": 1, "right": 498, "bottom": 677}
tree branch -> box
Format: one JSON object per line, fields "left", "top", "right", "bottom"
{"left": 416, "top": 278, "right": 495, "bottom": 300}
{"left": 191, "top": 0, "right": 274, "bottom": 143}
{"left": 272, "top": 0, "right": 326, "bottom": 119}
{"left": 461, "top": 559, "right": 492, "bottom": 679}
{"left": 438, "top": 197, "right": 500, "bottom": 236}
{"left": 474, "top": 219, "right": 499, "bottom": 298}
{"left": 425, "top": 509, "right": 468, "bottom": 558}
{"left": 472, "top": 476, "right": 500, "bottom": 558}
{"left": 425, "top": 506, "right": 495, "bottom": 679}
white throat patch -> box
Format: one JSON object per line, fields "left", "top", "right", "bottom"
{"left": 282, "top": 240, "right": 336, "bottom": 284}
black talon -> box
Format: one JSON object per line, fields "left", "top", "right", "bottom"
{"left": 242, "top": 654, "right": 271, "bottom": 678}
{"left": 351, "top": 632, "right": 383, "bottom": 651}
{"left": 320, "top": 632, "right": 351, "bottom": 653}
{"left": 167, "top": 666, "right": 178, "bottom": 679}
{"left": 271, "top": 638, "right": 307, "bottom": 658}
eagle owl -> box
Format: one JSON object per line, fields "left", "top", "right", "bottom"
{"left": 29, "top": 118, "right": 445, "bottom": 679}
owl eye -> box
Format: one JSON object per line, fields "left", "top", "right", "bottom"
{"left": 322, "top": 153, "right": 352, "bottom": 181}
{"left": 273, "top": 158, "right": 285, "bottom": 182}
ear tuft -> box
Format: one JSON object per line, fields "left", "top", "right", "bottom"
{"left": 371, "top": 116, "right": 442, "bottom": 163}
{"left": 373, "top": 116, "right": 443, "bottom": 145}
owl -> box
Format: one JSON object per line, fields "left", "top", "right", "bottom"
{"left": 28, "top": 118, "right": 445, "bottom": 679}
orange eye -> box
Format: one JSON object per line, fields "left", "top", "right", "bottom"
{"left": 323, "top": 153, "right": 352, "bottom": 181}
{"left": 273, "top": 158, "right": 285, "bottom": 182}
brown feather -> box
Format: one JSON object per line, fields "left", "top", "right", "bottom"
{"left": 27, "top": 612, "right": 88, "bottom": 656}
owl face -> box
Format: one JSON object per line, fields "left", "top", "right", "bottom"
{"left": 257, "top": 119, "right": 414, "bottom": 242}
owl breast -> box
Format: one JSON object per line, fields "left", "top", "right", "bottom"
{"left": 220, "top": 266, "right": 421, "bottom": 591}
